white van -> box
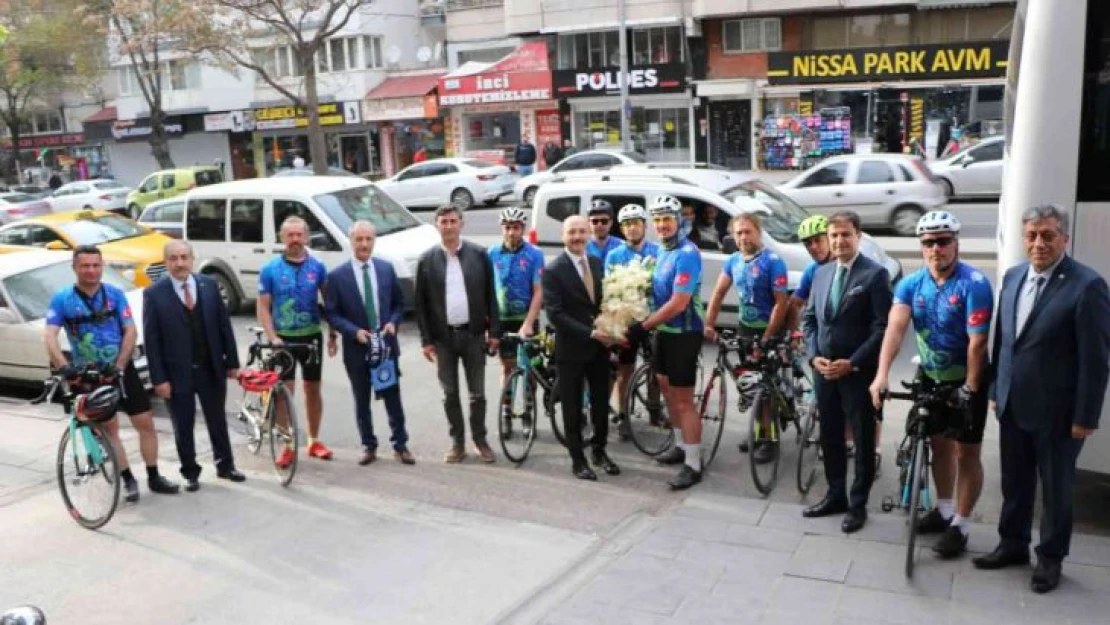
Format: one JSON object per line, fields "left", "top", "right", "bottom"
{"left": 181, "top": 177, "right": 439, "bottom": 312}
{"left": 529, "top": 167, "right": 903, "bottom": 325}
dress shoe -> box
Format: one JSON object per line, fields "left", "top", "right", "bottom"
{"left": 394, "top": 449, "right": 416, "bottom": 465}
{"left": 917, "top": 508, "right": 952, "bottom": 534}
{"left": 669, "top": 465, "right": 703, "bottom": 490}
{"left": 148, "top": 474, "right": 180, "bottom": 495}
{"left": 655, "top": 446, "right": 686, "bottom": 465}
{"left": 842, "top": 508, "right": 867, "bottom": 534}
{"left": 932, "top": 526, "right": 968, "bottom": 559}
{"left": 185, "top": 478, "right": 200, "bottom": 493}
{"left": 972, "top": 545, "right": 1030, "bottom": 570}
{"left": 359, "top": 448, "right": 377, "bottom": 466}
{"left": 802, "top": 495, "right": 849, "bottom": 518}
{"left": 217, "top": 469, "right": 247, "bottom": 482}
{"left": 474, "top": 442, "right": 497, "bottom": 464}
{"left": 1031, "top": 558, "right": 1062, "bottom": 594}
{"left": 591, "top": 450, "right": 620, "bottom": 476}
{"left": 443, "top": 444, "right": 467, "bottom": 464}
{"left": 573, "top": 463, "right": 597, "bottom": 481}
{"left": 124, "top": 479, "right": 140, "bottom": 503}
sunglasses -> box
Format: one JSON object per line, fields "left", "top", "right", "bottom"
{"left": 589, "top": 218, "right": 611, "bottom": 225}
{"left": 920, "top": 237, "right": 955, "bottom": 249}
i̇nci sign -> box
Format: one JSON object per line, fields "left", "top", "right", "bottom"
{"left": 767, "top": 41, "right": 1010, "bottom": 85}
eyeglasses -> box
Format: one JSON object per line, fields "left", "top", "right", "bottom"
{"left": 920, "top": 237, "right": 955, "bottom": 249}
{"left": 589, "top": 218, "right": 611, "bottom": 225}
{"left": 1023, "top": 230, "right": 1060, "bottom": 243}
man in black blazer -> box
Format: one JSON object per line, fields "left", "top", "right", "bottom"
{"left": 975, "top": 204, "right": 1110, "bottom": 594}
{"left": 414, "top": 205, "right": 501, "bottom": 464}
{"left": 144, "top": 240, "right": 245, "bottom": 491}
{"left": 543, "top": 215, "right": 620, "bottom": 480}
{"left": 802, "top": 211, "right": 891, "bottom": 533}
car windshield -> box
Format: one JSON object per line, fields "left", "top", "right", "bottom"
{"left": 0, "top": 193, "right": 33, "bottom": 203}
{"left": 621, "top": 151, "right": 648, "bottom": 163}
{"left": 721, "top": 180, "right": 810, "bottom": 243}
{"left": 55, "top": 214, "right": 147, "bottom": 244}
{"left": 92, "top": 180, "right": 125, "bottom": 190}
{"left": 5, "top": 261, "right": 133, "bottom": 321}
{"left": 463, "top": 160, "right": 493, "bottom": 168}
{"left": 313, "top": 184, "right": 421, "bottom": 237}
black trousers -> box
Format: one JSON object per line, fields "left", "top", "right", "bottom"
{"left": 169, "top": 363, "right": 235, "bottom": 480}
{"left": 998, "top": 418, "right": 1085, "bottom": 562}
{"left": 557, "top": 353, "right": 611, "bottom": 464}
{"left": 813, "top": 370, "right": 876, "bottom": 511}
{"left": 434, "top": 330, "right": 488, "bottom": 445}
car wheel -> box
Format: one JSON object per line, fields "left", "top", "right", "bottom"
{"left": 890, "top": 205, "right": 925, "bottom": 237}
{"left": 207, "top": 271, "right": 241, "bottom": 314}
{"left": 451, "top": 188, "right": 474, "bottom": 211}
{"left": 128, "top": 204, "right": 141, "bottom": 220}
{"left": 940, "top": 178, "right": 955, "bottom": 199}
{"left": 523, "top": 186, "right": 538, "bottom": 207}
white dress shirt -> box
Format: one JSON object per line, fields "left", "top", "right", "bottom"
{"left": 1016, "top": 255, "right": 1064, "bottom": 334}
{"left": 444, "top": 244, "right": 470, "bottom": 325}
{"left": 170, "top": 274, "right": 198, "bottom": 307}
{"left": 351, "top": 257, "right": 380, "bottom": 328}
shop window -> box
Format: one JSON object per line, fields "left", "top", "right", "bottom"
{"left": 363, "top": 36, "right": 383, "bottom": 69}
{"left": 857, "top": 161, "right": 896, "bottom": 185}
{"left": 273, "top": 200, "right": 340, "bottom": 252}
{"left": 723, "top": 18, "right": 782, "bottom": 54}
{"left": 799, "top": 162, "right": 847, "bottom": 187}
{"left": 574, "top": 31, "right": 620, "bottom": 67}
{"left": 464, "top": 112, "right": 520, "bottom": 151}
{"left": 546, "top": 196, "right": 581, "bottom": 222}
{"left": 812, "top": 17, "right": 848, "bottom": 49}
{"left": 186, "top": 199, "right": 227, "bottom": 242}
{"left": 631, "top": 26, "right": 684, "bottom": 64}
{"left": 230, "top": 199, "right": 264, "bottom": 243}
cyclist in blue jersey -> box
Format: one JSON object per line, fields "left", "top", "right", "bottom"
{"left": 704, "top": 213, "right": 790, "bottom": 464}
{"left": 258, "top": 216, "right": 335, "bottom": 467}
{"left": 626, "top": 194, "right": 706, "bottom": 490}
{"left": 44, "top": 245, "right": 180, "bottom": 503}
{"left": 490, "top": 207, "right": 544, "bottom": 437}
{"left": 586, "top": 199, "right": 623, "bottom": 264}
{"left": 606, "top": 204, "right": 662, "bottom": 439}
{"left": 870, "top": 211, "right": 993, "bottom": 559}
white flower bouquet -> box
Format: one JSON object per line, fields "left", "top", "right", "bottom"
{"left": 595, "top": 257, "right": 654, "bottom": 340}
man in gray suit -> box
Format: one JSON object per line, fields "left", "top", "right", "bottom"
{"left": 975, "top": 204, "right": 1110, "bottom": 594}
{"left": 802, "top": 211, "right": 892, "bottom": 533}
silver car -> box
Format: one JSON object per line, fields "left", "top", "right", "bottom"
{"left": 0, "top": 192, "right": 52, "bottom": 224}
{"left": 136, "top": 197, "right": 185, "bottom": 238}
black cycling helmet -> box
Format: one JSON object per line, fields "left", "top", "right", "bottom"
{"left": 77, "top": 386, "right": 121, "bottom": 423}
{"left": 588, "top": 198, "right": 613, "bottom": 216}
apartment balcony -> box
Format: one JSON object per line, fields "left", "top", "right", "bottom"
{"left": 445, "top": 0, "right": 508, "bottom": 42}
{"left": 692, "top": 0, "right": 916, "bottom": 19}
{"left": 505, "top": 0, "right": 689, "bottom": 37}
{"left": 421, "top": 2, "right": 446, "bottom": 26}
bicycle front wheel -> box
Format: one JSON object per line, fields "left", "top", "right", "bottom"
{"left": 698, "top": 369, "right": 727, "bottom": 471}
{"left": 905, "top": 434, "right": 928, "bottom": 578}
{"left": 625, "top": 364, "right": 673, "bottom": 457}
{"left": 749, "top": 387, "right": 782, "bottom": 496}
{"left": 499, "top": 369, "right": 538, "bottom": 464}
{"left": 57, "top": 423, "right": 121, "bottom": 530}
{"left": 795, "top": 398, "right": 821, "bottom": 495}
{"left": 269, "top": 384, "right": 300, "bottom": 487}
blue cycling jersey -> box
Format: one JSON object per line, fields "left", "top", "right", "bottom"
{"left": 794, "top": 259, "right": 829, "bottom": 301}
{"left": 723, "top": 249, "right": 789, "bottom": 329}
{"left": 587, "top": 236, "right": 623, "bottom": 266}
{"left": 259, "top": 255, "right": 328, "bottom": 337}
{"left": 489, "top": 242, "right": 544, "bottom": 320}
{"left": 605, "top": 240, "right": 660, "bottom": 272}
{"left": 45, "top": 284, "right": 134, "bottom": 367}
{"left": 652, "top": 238, "right": 705, "bottom": 333}
{"left": 893, "top": 261, "right": 994, "bottom": 382}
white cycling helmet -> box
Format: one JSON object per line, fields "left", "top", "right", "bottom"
{"left": 498, "top": 206, "right": 528, "bottom": 224}
{"left": 916, "top": 210, "right": 961, "bottom": 236}
{"left": 617, "top": 204, "right": 647, "bottom": 224}
{"left": 648, "top": 194, "right": 681, "bottom": 217}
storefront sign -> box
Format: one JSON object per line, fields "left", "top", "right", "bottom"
{"left": 6, "top": 133, "right": 86, "bottom": 149}
{"left": 766, "top": 41, "right": 1009, "bottom": 85}
{"left": 111, "top": 117, "right": 185, "bottom": 141}
{"left": 552, "top": 64, "right": 686, "bottom": 97}
{"left": 253, "top": 102, "right": 358, "bottom": 130}
{"left": 363, "top": 97, "right": 427, "bottom": 123}
{"left": 438, "top": 41, "right": 552, "bottom": 106}
{"left": 204, "top": 110, "right": 254, "bottom": 133}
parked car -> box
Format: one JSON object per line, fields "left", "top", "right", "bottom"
{"left": 0, "top": 193, "right": 52, "bottom": 224}
{"left": 0, "top": 250, "right": 150, "bottom": 386}
{"left": 514, "top": 149, "right": 647, "bottom": 206}
{"left": 126, "top": 166, "right": 224, "bottom": 219}
{"left": 136, "top": 197, "right": 185, "bottom": 238}
{"left": 377, "top": 158, "right": 514, "bottom": 211}
{"left": 928, "top": 136, "right": 1004, "bottom": 198}
{"left": 0, "top": 209, "right": 172, "bottom": 286}
{"left": 271, "top": 166, "right": 359, "bottom": 178}
{"left": 777, "top": 154, "right": 946, "bottom": 236}
{"left": 48, "top": 179, "right": 131, "bottom": 215}
{"left": 10, "top": 185, "right": 51, "bottom": 200}
{"left": 530, "top": 167, "right": 902, "bottom": 325}
{"left": 181, "top": 177, "right": 439, "bottom": 312}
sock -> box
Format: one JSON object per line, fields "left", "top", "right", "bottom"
{"left": 937, "top": 499, "right": 955, "bottom": 520}
{"left": 684, "top": 442, "right": 702, "bottom": 472}
{"left": 121, "top": 468, "right": 135, "bottom": 484}
{"left": 673, "top": 429, "right": 684, "bottom": 452}
{"left": 146, "top": 466, "right": 160, "bottom": 479}
{"left": 308, "top": 437, "right": 318, "bottom": 447}
{"left": 951, "top": 515, "right": 971, "bottom": 536}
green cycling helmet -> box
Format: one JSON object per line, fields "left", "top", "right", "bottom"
{"left": 797, "top": 215, "right": 829, "bottom": 240}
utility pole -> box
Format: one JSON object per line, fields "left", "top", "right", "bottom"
{"left": 617, "top": 0, "right": 631, "bottom": 151}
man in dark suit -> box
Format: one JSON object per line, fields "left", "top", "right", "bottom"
{"left": 144, "top": 240, "right": 245, "bottom": 491}
{"left": 325, "top": 221, "right": 414, "bottom": 466}
{"left": 975, "top": 204, "right": 1110, "bottom": 594}
{"left": 414, "top": 205, "right": 501, "bottom": 464}
{"left": 543, "top": 215, "right": 621, "bottom": 481}
{"left": 802, "top": 211, "right": 891, "bottom": 533}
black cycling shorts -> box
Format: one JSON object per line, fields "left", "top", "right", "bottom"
{"left": 652, "top": 332, "right": 702, "bottom": 387}
{"left": 278, "top": 333, "right": 323, "bottom": 383}
{"left": 499, "top": 319, "right": 538, "bottom": 359}
{"left": 119, "top": 362, "right": 152, "bottom": 417}
{"left": 919, "top": 374, "right": 988, "bottom": 445}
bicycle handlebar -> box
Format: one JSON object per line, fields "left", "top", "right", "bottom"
{"left": 31, "top": 365, "right": 121, "bottom": 405}
{"left": 880, "top": 379, "right": 958, "bottom": 405}
{"left": 248, "top": 340, "right": 320, "bottom": 365}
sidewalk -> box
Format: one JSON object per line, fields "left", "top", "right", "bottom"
{"left": 513, "top": 492, "right": 1110, "bottom": 625}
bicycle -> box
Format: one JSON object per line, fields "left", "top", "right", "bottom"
{"left": 32, "top": 365, "right": 125, "bottom": 530}
{"left": 879, "top": 377, "right": 957, "bottom": 578}
{"left": 622, "top": 339, "right": 673, "bottom": 458}
{"left": 234, "top": 327, "right": 319, "bottom": 486}
{"left": 497, "top": 330, "right": 557, "bottom": 464}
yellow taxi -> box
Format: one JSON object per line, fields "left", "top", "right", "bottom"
{"left": 0, "top": 209, "right": 172, "bottom": 286}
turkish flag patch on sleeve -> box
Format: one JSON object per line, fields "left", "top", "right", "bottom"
{"left": 676, "top": 273, "right": 691, "bottom": 287}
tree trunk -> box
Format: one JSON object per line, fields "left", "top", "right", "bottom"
{"left": 6, "top": 124, "right": 21, "bottom": 184}
{"left": 303, "top": 62, "right": 329, "bottom": 176}
{"left": 148, "top": 108, "right": 176, "bottom": 169}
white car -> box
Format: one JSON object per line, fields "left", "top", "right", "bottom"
{"left": 928, "top": 136, "right": 1005, "bottom": 198}
{"left": 49, "top": 179, "right": 132, "bottom": 215}
{"left": 377, "top": 158, "right": 514, "bottom": 211}
{"left": 0, "top": 250, "right": 150, "bottom": 386}
{"left": 514, "top": 149, "right": 647, "bottom": 206}
{"left": 0, "top": 192, "right": 51, "bottom": 224}
{"left": 778, "top": 154, "right": 947, "bottom": 236}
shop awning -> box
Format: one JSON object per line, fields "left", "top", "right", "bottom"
{"left": 918, "top": 0, "right": 1014, "bottom": 7}
{"left": 365, "top": 74, "right": 441, "bottom": 101}
{"left": 83, "top": 106, "right": 117, "bottom": 123}
{"left": 438, "top": 40, "right": 552, "bottom": 106}
{"left": 695, "top": 79, "right": 756, "bottom": 98}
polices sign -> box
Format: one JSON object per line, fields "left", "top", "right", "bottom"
{"left": 553, "top": 64, "right": 686, "bottom": 97}
{"left": 438, "top": 71, "right": 552, "bottom": 106}
{"left": 766, "top": 41, "right": 1010, "bottom": 85}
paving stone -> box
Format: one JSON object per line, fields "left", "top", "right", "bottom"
{"left": 944, "top": 601, "right": 1032, "bottom": 625}
{"left": 629, "top": 528, "right": 688, "bottom": 560}
{"left": 654, "top": 514, "right": 732, "bottom": 543}
{"left": 677, "top": 536, "right": 787, "bottom": 571}
{"left": 948, "top": 568, "right": 1026, "bottom": 611}
{"left": 607, "top": 552, "right": 724, "bottom": 593}
{"left": 767, "top": 575, "right": 844, "bottom": 617}
{"left": 670, "top": 589, "right": 767, "bottom": 624}
{"left": 759, "top": 501, "right": 846, "bottom": 537}
{"left": 837, "top": 586, "right": 949, "bottom": 625}
{"left": 675, "top": 492, "right": 769, "bottom": 526}
{"left": 845, "top": 555, "right": 954, "bottom": 599}
{"left": 722, "top": 523, "right": 804, "bottom": 553}
{"left": 786, "top": 534, "right": 857, "bottom": 582}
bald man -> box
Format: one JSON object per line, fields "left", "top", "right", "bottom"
{"left": 144, "top": 240, "right": 244, "bottom": 491}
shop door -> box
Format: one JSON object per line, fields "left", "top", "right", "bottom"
{"left": 339, "top": 135, "right": 369, "bottom": 174}
{"left": 708, "top": 101, "right": 751, "bottom": 170}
